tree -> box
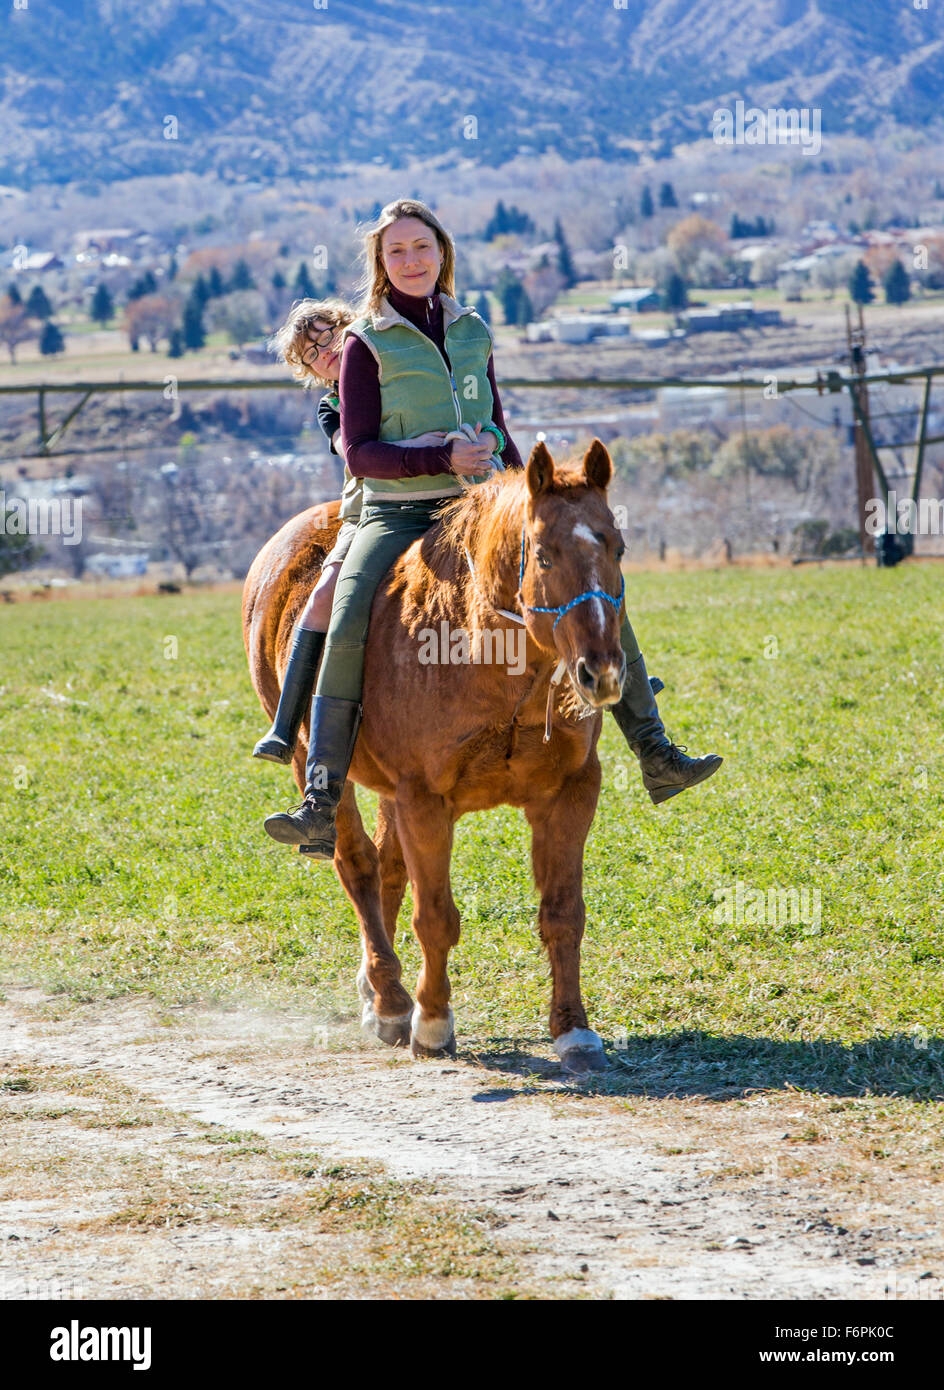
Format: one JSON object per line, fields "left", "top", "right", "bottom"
{"left": 25, "top": 285, "right": 53, "bottom": 320}
{"left": 90, "top": 282, "right": 113, "bottom": 325}
{"left": 659, "top": 181, "right": 678, "bottom": 209}
{"left": 124, "top": 295, "right": 176, "bottom": 351}
{"left": 168, "top": 327, "right": 184, "bottom": 358}
{"left": 496, "top": 270, "right": 527, "bottom": 325}
{"left": 271, "top": 269, "right": 286, "bottom": 291}
{"left": 883, "top": 259, "right": 911, "bottom": 306}
{"left": 0, "top": 297, "right": 34, "bottom": 362}
{"left": 182, "top": 294, "right": 205, "bottom": 351}
{"left": 849, "top": 260, "right": 874, "bottom": 305}
{"left": 663, "top": 272, "right": 688, "bottom": 317}
{"left": 666, "top": 215, "right": 727, "bottom": 277}
{"left": 483, "top": 201, "right": 534, "bottom": 240}
{"left": 553, "top": 218, "right": 576, "bottom": 288}
{"left": 228, "top": 259, "right": 255, "bottom": 292}
{"left": 6, "top": 282, "right": 21, "bottom": 305}
{"left": 191, "top": 273, "right": 210, "bottom": 307}
{"left": 293, "top": 261, "right": 316, "bottom": 299}
{"left": 474, "top": 292, "right": 491, "bottom": 324}
{"left": 208, "top": 266, "right": 225, "bottom": 298}
{"left": 167, "top": 255, "right": 178, "bottom": 282}
{"left": 39, "top": 321, "right": 65, "bottom": 355}
{"left": 206, "top": 290, "right": 265, "bottom": 349}
{"left": 127, "top": 270, "right": 158, "bottom": 301}
{"left": 640, "top": 185, "right": 654, "bottom": 219}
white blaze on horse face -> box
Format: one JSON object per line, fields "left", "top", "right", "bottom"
{"left": 571, "top": 521, "right": 606, "bottom": 630}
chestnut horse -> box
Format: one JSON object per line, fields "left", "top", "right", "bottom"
{"left": 243, "top": 440, "right": 627, "bottom": 1074}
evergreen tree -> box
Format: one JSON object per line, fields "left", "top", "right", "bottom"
{"left": 168, "top": 328, "right": 184, "bottom": 358}
{"left": 293, "top": 261, "right": 316, "bottom": 299}
{"left": 39, "top": 321, "right": 65, "bottom": 355}
{"left": 229, "top": 259, "right": 254, "bottom": 292}
{"left": 127, "top": 270, "right": 158, "bottom": 301}
{"left": 553, "top": 217, "right": 577, "bottom": 288}
{"left": 659, "top": 181, "right": 678, "bottom": 209}
{"left": 271, "top": 269, "right": 286, "bottom": 291}
{"left": 182, "top": 294, "right": 205, "bottom": 350}
{"left": 640, "top": 185, "right": 654, "bottom": 219}
{"left": 515, "top": 288, "right": 534, "bottom": 327}
{"left": 208, "top": 266, "right": 225, "bottom": 298}
{"left": 883, "top": 259, "right": 911, "bottom": 305}
{"left": 496, "top": 270, "right": 525, "bottom": 326}
{"left": 664, "top": 272, "right": 688, "bottom": 316}
{"left": 849, "top": 260, "right": 874, "bottom": 305}
{"left": 167, "top": 255, "right": 178, "bottom": 282}
{"left": 90, "top": 282, "right": 113, "bottom": 325}
{"left": 474, "top": 292, "right": 491, "bottom": 325}
{"left": 25, "top": 285, "right": 53, "bottom": 320}
{"left": 191, "top": 273, "right": 209, "bottom": 307}
{"left": 7, "top": 282, "right": 21, "bottom": 305}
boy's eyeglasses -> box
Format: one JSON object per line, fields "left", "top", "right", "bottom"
{"left": 300, "top": 328, "right": 336, "bottom": 365}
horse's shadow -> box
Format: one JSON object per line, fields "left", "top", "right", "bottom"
{"left": 464, "top": 1031, "right": 944, "bottom": 1101}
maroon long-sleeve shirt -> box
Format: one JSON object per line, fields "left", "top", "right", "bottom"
{"left": 339, "top": 282, "right": 523, "bottom": 480}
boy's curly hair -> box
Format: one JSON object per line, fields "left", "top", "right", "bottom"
{"left": 268, "top": 296, "right": 356, "bottom": 388}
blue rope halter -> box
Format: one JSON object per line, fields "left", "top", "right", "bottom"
{"left": 517, "top": 523, "right": 625, "bottom": 630}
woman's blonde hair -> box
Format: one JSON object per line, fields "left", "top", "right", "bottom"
{"left": 359, "top": 199, "right": 456, "bottom": 315}
{"left": 269, "top": 296, "right": 355, "bottom": 388}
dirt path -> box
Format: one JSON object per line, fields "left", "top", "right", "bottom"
{"left": 1, "top": 986, "right": 941, "bottom": 1301}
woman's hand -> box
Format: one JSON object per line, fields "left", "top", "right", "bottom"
{"left": 450, "top": 423, "right": 496, "bottom": 475}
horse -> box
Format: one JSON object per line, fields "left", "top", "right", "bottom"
{"left": 242, "top": 439, "right": 628, "bottom": 1074}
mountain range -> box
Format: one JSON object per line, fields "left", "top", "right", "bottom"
{"left": 1, "top": 0, "right": 943, "bottom": 188}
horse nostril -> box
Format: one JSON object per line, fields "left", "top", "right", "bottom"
{"left": 576, "top": 657, "right": 596, "bottom": 689}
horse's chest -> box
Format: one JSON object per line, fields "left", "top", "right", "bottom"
{"left": 442, "top": 715, "right": 596, "bottom": 811}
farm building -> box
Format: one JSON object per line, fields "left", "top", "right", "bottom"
{"left": 609, "top": 287, "right": 661, "bottom": 313}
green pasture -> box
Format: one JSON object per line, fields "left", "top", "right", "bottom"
{"left": 1, "top": 564, "right": 942, "bottom": 1097}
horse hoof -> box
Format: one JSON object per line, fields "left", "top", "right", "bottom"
{"left": 362, "top": 1004, "right": 412, "bottom": 1049}
{"left": 554, "top": 1027, "right": 608, "bottom": 1076}
{"left": 410, "top": 1032, "right": 457, "bottom": 1061}
{"left": 410, "top": 1006, "right": 456, "bottom": 1060}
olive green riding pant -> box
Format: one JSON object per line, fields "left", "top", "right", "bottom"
{"left": 314, "top": 495, "right": 641, "bottom": 702}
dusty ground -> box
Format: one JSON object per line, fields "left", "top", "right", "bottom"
{"left": 1, "top": 985, "right": 942, "bottom": 1301}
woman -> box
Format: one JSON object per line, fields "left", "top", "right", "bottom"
{"left": 253, "top": 296, "right": 447, "bottom": 763}
{"left": 264, "top": 199, "right": 720, "bottom": 856}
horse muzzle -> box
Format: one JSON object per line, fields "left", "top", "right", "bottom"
{"left": 574, "top": 651, "right": 626, "bottom": 708}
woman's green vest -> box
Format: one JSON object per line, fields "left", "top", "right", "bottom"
{"left": 343, "top": 293, "right": 498, "bottom": 501}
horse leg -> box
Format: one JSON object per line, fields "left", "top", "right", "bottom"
{"left": 333, "top": 783, "right": 414, "bottom": 1047}
{"left": 394, "top": 780, "right": 459, "bottom": 1060}
{"left": 376, "top": 796, "right": 408, "bottom": 946}
{"left": 526, "top": 762, "right": 607, "bottom": 1076}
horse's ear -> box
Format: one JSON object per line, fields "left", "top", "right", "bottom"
{"left": 526, "top": 440, "right": 555, "bottom": 496}
{"left": 582, "top": 438, "right": 612, "bottom": 491}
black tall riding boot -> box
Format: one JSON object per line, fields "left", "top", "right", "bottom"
{"left": 253, "top": 626, "right": 325, "bottom": 764}
{"left": 611, "top": 652, "right": 722, "bottom": 805}
{"left": 263, "top": 695, "right": 362, "bottom": 857}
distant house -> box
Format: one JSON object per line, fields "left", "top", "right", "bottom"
{"left": 526, "top": 313, "right": 634, "bottom": 344}
{"left": 12, "top": 251, "right": 63, "bottom": 273}
{"left": 609, "top": 287, "right": 661, "bottom": 313}
{"left": 73, "top": 228, "right": 139, "bottom": 256}
{"left": 682, "top": 301, "right": 782, "bottom": 333}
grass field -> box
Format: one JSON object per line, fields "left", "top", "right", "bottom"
{"left": 1, "top": 564, "right": 942, "bottom": 1101}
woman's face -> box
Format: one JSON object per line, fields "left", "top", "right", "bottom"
{"left": 381, "top": 216, "right": 443, "bottom": 298}
{"left": 300, "top": 320, "right": 341, "bottom": 381}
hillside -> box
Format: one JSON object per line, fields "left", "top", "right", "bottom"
{"left": 2, "top": 0, "right": 943, "bottom": 188}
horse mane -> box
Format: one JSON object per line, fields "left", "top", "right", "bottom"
{"left": 433, "top": 461, "right": 591, "bottom": 620}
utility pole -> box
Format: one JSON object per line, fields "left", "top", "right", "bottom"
{"left": 846, "top": 303, "right": 875, "bottom": 559}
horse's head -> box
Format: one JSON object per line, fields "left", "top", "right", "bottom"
{"left": 521, "top": 438, "right": 626, "bottom": 708}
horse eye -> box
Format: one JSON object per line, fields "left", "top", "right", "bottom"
{"left": 536, "top": 550, "right": 552, "bottom": 570}
{"left": 616, "top": 541, "right": 626, "bottom": 560}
